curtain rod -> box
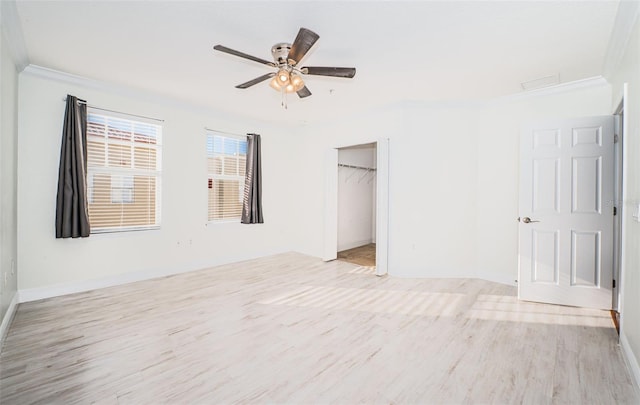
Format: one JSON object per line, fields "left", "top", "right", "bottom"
{"left": 204, "top": 127, "right": 250, "bottom": 138}
{"left": 62, "top": 98, "right": 164, "bottom": 122}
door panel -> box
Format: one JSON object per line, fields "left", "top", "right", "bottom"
{"left": 519, "top": 116, "right": 614, "bottom": 309}
{"left": 532, "top": 158, "right": 560, "bottom": 213}
{"left": 571, "top": 156, "right": 601, "bottom": 213}
{"left": 532, "top": 230, "right": 558, "bottom": 283}
{"left": 571, "top": 230, "right": 600, "bottom": 287}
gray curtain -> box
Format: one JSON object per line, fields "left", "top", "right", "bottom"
{"left": 241, "top": 133, "right": 263, "bottom": 224}
{"left": 55, "top": 95, "right": 90, "bottom": 238}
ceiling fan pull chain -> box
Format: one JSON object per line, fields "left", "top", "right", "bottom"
{"left": 281, "top": 87, "right": 287, "bottom": 109}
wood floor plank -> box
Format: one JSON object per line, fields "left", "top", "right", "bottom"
{"left": 338, "top": 243, "right": 376, "bottom": 267}
{"left": 0, "top": 252, "right": 638, "bottom": 404}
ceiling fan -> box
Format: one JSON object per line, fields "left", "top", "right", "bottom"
{"left": 213, "top": 27, "right": 356, "bottom": 100}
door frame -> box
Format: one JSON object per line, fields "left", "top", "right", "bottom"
{"left": 613, "top": 96, "right": 624, "bottom": 312}
{"left": 323, "top": 138, "right": 389, "bottom": 276}
{"left": 614, "top": 83, "right": 629, "bottom": 326}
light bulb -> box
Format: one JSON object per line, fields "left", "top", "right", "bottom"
{"left": 290, "top": 74, "right": 304, "bottom": 91}
{"left": 276, "top": 69, "right": 290, "bottom": 86}
{"left": 285, "top": 83, "right": 295, "bottom": 93}
{"left": 269, "top": 77, "right": 282, "bottom": 91}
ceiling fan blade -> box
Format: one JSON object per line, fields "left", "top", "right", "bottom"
{"left": 302, "top": 66, "right": 356, "bottom": 78}
{"left": 287, "top": 28, "right": 320, "bottom": 65}
{"left": 235, "top": 73, "right": 276, "bottom": 89}
{"left": 214, "top": 45, "right": 275, "bottom": 67}
{"left": 297, "top": 86, "right": 312, "bottom": 98}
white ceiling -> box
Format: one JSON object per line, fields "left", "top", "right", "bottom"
{"left": 13, "top": 0, "right": 620, "bottom": 125}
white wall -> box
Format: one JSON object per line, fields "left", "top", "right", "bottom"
{"left": 288, "top": 106, "right": 401, "bottom": 258}
{"left": 0, "top": 19, "right": 20, "bottom": 334}
{"left": 605, "top": 6, "right": 640, "bottom": 388}
{"left": 472, "top": 85, "right": 612, "bottom": 283}
{"left": 337, "top": 145, "right": 376, "bottom": 251}
{"left": 17, "top": 68, "right": 300, "bottom": 295}
{"left": 15, "top": 66, "right": 614, "bottom": 298}
{"left": 296, "top": 83, "right": 612, "bottom": 284}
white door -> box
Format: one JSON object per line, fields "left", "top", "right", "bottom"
{"left": 519, "top": 116, "right": 614, "bottom": 309}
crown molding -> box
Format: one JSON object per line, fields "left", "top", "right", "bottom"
{"left": 0, "top": 0, "right": 30, "bottom": 71}
{"left": 493, "top": 76, "right": 610, "bottom": 104}
{"left": 23, "top": 65, "right": 611, "bottom": 131}
{"left": 402, "top": 76, "right": 610, "bottom": 110}
{"left": 603, "top": 0, "right": 640, "bottom": 79}
{"left": 21, "top": 64, "right": 283, "bottom": 130}
{"left": 23, "top": 64, "right": 127, "bottom": 95}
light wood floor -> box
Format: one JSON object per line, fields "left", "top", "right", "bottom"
{"left": 337, "top": 243, "right": 376, "bottom": 267}
{"left": 1, "top": 252, "right": 638, "bottom": 404}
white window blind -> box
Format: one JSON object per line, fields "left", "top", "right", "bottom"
{"left": 86, "top": 111, "right": 162, "bottom": 233}
{"left": 206, "top": 131, "right": 247, "bottom": 221}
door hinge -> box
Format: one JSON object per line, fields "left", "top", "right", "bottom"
{"left": 613, "top": 279, "right": 616, "bottom": 289}
{"left": 614, "top": 206, "right": 617, "bottom": 216}
{"left": 614, "top": 134, "right": 619, "bottom": 143}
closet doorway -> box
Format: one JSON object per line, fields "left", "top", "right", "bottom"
{"left": 323, "top": 138, "right": 389, "bottom": 276}
{"left": 337, "top": 143, "right": 377, "bottom": 269}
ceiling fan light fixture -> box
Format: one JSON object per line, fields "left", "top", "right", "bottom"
{"left": 269, "top": 77, "right": 282, "bottom": 91}
{"left": 271, "top": 72, "right": 304, "bottom": 94}
{"left": 276, "top": 69, "right": 290, "bottom": 86}
{"left": 213, "top": 27, "right": 356, "bottom": 104}
{"left": 290, "top": 73, "right": 305, "bottom": 91}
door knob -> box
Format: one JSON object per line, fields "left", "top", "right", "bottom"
{"left": 521, "top": 217, "right": 540, "bottom": 224}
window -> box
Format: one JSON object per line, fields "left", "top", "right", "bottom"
{"left": 86, "top": 111, "right": 162, "bottom": 232}
{"left": 110, "top": 175, "right": 134, "bottom": 204}
{"left": 206, "top": 132, "right": 247, "bottom": 221}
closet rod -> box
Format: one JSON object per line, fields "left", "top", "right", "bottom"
{"left": 62, "top": 98, "right": 164, "bottom": 122}
{"left": 338, "top": 163, "right": 376, "bottom": 171}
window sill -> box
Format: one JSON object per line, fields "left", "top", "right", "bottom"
{"left": 90, "top": 225, "right": 161, "bottom": 235}
{"left": 206, "top": 219, "right": 242, "bottom": 226}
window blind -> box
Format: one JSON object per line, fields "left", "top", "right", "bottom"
{"left": 206, "top": 132, "right": 247, "bottom": 221}
{"left": 86, "top": 111, "right": 162, "bottom": 232}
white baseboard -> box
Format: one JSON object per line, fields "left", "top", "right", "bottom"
{"left": 476, "top": 270, "right": 519, "bottom": 286}
{"left": 19, "top": 250, "right": 288, "bottom": 303}
{"left": 620, "top": 331, "right": 640, "bottom": 393}
{"left": 388, "top": 267, "right": 517, "bottom": 287}
{"left": 0, "top": 292, "right": 19, "bottom": 346}
{"left": 19, "top": 269, "right": 174, "bottom": 303}
{"left": 338, "top": 239, "right": 373, "bottom": 252}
